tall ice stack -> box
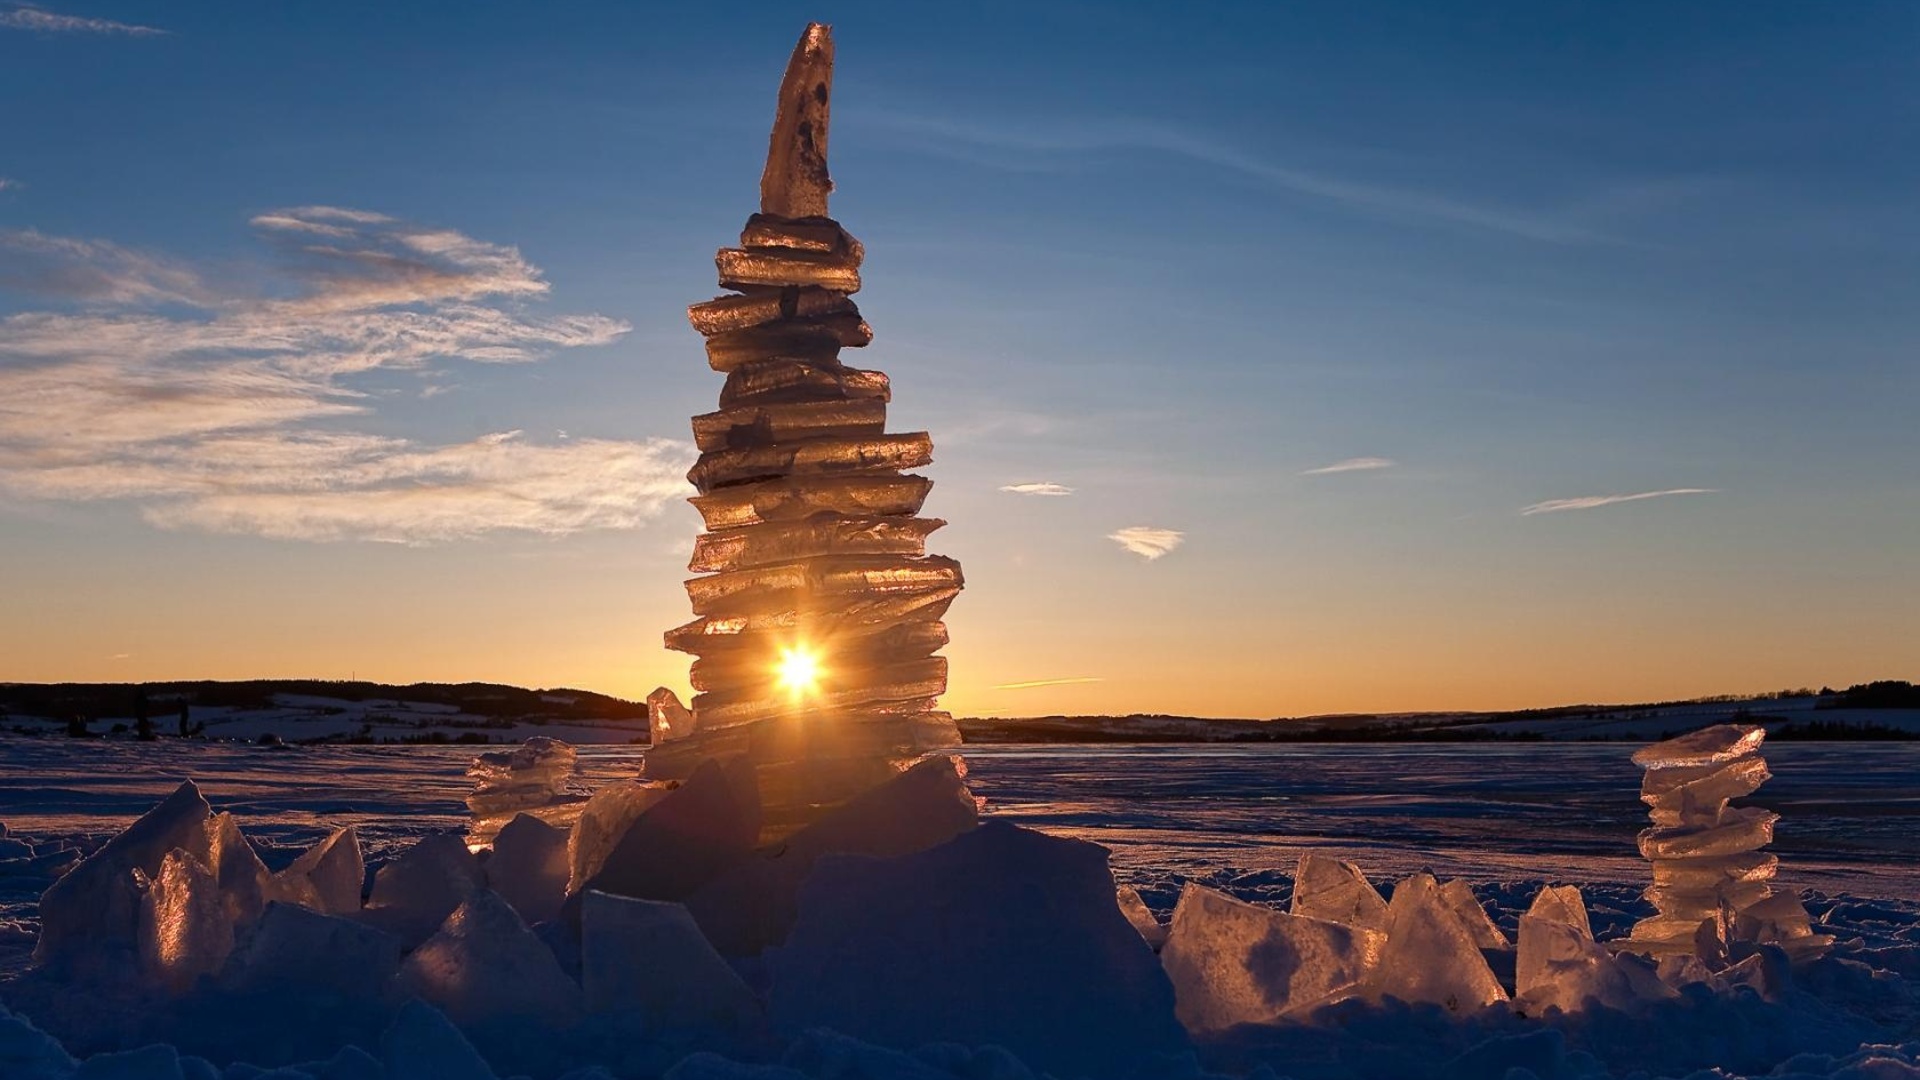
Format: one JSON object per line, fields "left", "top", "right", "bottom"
{"left": 1625, "top": 724, "right": 1831, "bottom": 963}
{"left": 642, "top": 24, "right": 964, "bottom": 840}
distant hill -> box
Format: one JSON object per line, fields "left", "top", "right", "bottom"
{"left": 1, "top": 679, "right": 1914, "bottom": 746}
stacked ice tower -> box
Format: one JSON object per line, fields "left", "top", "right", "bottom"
{"left": 642, "top": 24, "right": 964, "bottom": 840}
{"left": 1626, "top": 724, "right": 1831, "bottom": 963}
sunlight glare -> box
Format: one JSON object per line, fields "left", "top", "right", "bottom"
{"left": 777, "top": 645, "right": 821, "bottom": 696}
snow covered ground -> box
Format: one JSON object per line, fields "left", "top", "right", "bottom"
{"left": 0, "top": 738, "right": 1916, "bottom": 1079}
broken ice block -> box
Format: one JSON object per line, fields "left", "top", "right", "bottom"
{"left": 665, "top": 586, "right": 958, "bottom": 655}
{"left": 690, "top": 515, "right": 941, "bottom": 574}
{"left": 567, "top": 780, "right": 672, "bottom": 894}
{"left": 399, "top": 889, "right": 582, "bottom": 1028}
{"left": 690, "top": 657, "right": 947, "bottom": 729}
{"left": 362, "top": 833, "right": 486, "bottom": 948}
{"left": 685, "top": 553, "right": 961, "bottom": 615}
{"left": 222, "top": 901, "right": 400, "bottom": 998}
{"left": 1362, "top": 873, "right": 1508, "bottom": 1012}
{"left": 721, "top": 358, "right": 889, "bottom": 408}
{"left": 1650, "top": 850, "right": 1777, "bottom": 891}
{"left": 483, "top": 814, "right": 570, "bottom": 925}
{"left": 691, "top": 474, "right": 929, "bottom": 530}
{"left": 687, "top": 432, "right": 932, "bottom": 491}
{"left": 688, "top": 620, "right": 949, "bottom": 691}
{"left": 581, "top": 891, "right": 761, "bottom": 1027}
{"left": 1439, "top": 879, "right": 1510, "bottom": 950}
{"left": 759, "top": 24, "right": 834, "bottom": 219}
{"left": 1642, "top": 755, "right": 1771, "bottom": 827}
{"left": 1733, "top": 892, "right": 1835, "bottom": 959}
{"left": 688, "top": 286, "right": 857, "bottom": 337}
{"left": 1117, "top": 884, "right": 1167, "bottom": 950}
{"left": 271, "top": 825, "right": 363, "bottom": 916}
{"left": 691, "top": 398, "right": 887, "bottom": 453}
{"left": 1289, "top": 853, "right": 1390, "bottom": 935}
{"left": 1162, "top": 883, "right": 1382, "bottom": 1032}
{"left": 466, "top": 738, "right": 579, "bottom": 848}
{"left": 138, "top": 847, "right": 233, "bottom": 993}
{"left": 1515, "top": 884, "right": 1670, "bottom": 1015}
{"left": 648, "top": 687, "right": 694, "bottom": 742}
{"left": 717, "top": 247, "right": 860, "bottom": 293}
{"left": 704, "top": 312, "right": 871, "bottom": 371}
{"left": 1631, "top": 724, "right": 1766, "bottom": 769}
{"left": 575, "top": 758, "right": 761, "bottom": 906}
{"left": 741, "top": 213, "right": 863, "bottom": 262}
{"left": 204, "top": 812, "right": 271, "bottom": 929}
{"left": 1637, "top": 806, "right": 1778, "bottom": 860}
{"left": 35, "top": 779, "right": 211, "bottom": 969}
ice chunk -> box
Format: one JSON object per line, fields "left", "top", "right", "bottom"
{"left": 1160, "top": 882, "right": 1382, "bottom": 1032}
{"left": 1734, "top": 892, "right": 1834, "bottom": 961}
{"left": 720, "top": 358, "right": 888, "bottom": 410}
{"left": 138, "top": 848, "right": 233, "bottom": 993}
{"left": 1515, "top": 885, "right": 1669, "bottom": 1014}
{"left": 689, "top": 621, "right": 948, "bottom": 692}
{"left": 1439, "top": 879, "right": 1509, "bottom": 950}
{"left": 665, "top": 587, "right": 957, "bottom": 655}
{"left": 381, "top": 1000, "right": 498, "bottom": 1080}
{"left": 765, "top": 821, "right": 1187, "bottom": 1076}
{"left": 466, "top": 738, "right": 577, "bottom": 847}
{"left": 1362, "top": 873, "right": 1508, "bottom": 1012}
{"left": 221, "top": 901, "right": 400, "bottom": 998}
{"left": 271, "top": 826, "right": 363, "bottom": 916}
{"left": 685, "top": 755, "right": 978, "bottom": 956}
{"left": 647, "top": 687, "right": 694, "bottom": 744}
{"left": 690, "top": 397, "right": 886, "bottom": 453}
{"left": 399, "top": 890, "right": 581, "bottom": 1029}
{"left": 1117, "top": 884, "right": 1167, "bottom": 950}
{"left": 688, "top": 287, "right": 857, "bottom": 337}
{"left": 0, "top": 1000, "right": 77, "bottom": 1079}
{"left": 574, "top": 757, "right": 760, "bottom": 908}
{"left": 203, "top": 813, "right": 270, "bottom": 927}
{"left": 703, "top": 313, "right": 871, "bottom": 372}
{"left": 687, "top": 432, "right": 930, "bottom": 491}
{"left": 690, "top": 656, "right": 947, "bottom": 729}
{"left": 35, "top": 779, "right": 211, "bottom": 969}
{"left": 716, "top": 247, "right": 860, "bottom": 294}
{"left": 1288, "top": 853, "right": 1389, "bottom": 935}
{"left": 1650, "top": 850, "right": 1777, "bottom": 891}
{"left": 685, "top": 553, "right": 960, "bottom": 617}
{"left": 691, "top": 474, "right": 928, "bottom": 530}
{"left": 483, "top": 814, "right": 569, "bottom": 926}
{"left": 1641, "top": 755, "right": 1771, "bottom": 826}
{"left": 1637, "top": 806, "right": 1777, "bottom": 860}
{"left": 567, "top": 780, "right": 672, "bottom": 893}
{"left": 741, "top": 214, "right": 863, "bottom": 262}
{"left": 362, "top": 834, "right": 485, "bottom": 947}
{"left": 580, "top": 891, "right": 760, "bottom": 1029}
{"left": 1631, "top": 724, "right": 1765, "bottom": 769}
{"left": 689, "top": 515, "right": 941, "bottom": 575}
{"left": 759, "top": 24, "right": 834, "bottom": 219}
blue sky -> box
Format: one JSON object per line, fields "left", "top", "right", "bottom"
{"left": 1, "top": 0, "right": 1915, "bottom": 715}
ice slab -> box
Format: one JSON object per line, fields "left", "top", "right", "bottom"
{"left": 221, "top": 901, "right": 400, "bottom": 998}
{"left": 380, "top": 999, "right": 498, "bottom": 1080}
{"left": 573, "top": 757, "right": 761, "bottom": 908}
{"left": 1631, "top": 724, "right": 1765, "bottom": 769}
{"left": 688, "top": 287, "right": 856, "bottom": 337}
{"left": 685, "top": 553, "right": 961, "bottom": 616}
{"left": 271, "top": 826, "right": 363, "bottom": 916}
{"left": 688, "top": 515, "right": 942, "bottom": 574}
{"left": 1117, "top": 884, "right": 1167, "bottom": 950}
{"left": 720, "top": 358, "right": 888, "bottom": 409}
{"left": 690, "top": 656, "right": 947, "bottom": 729}
{"left": 567, "top": 780, "right": 672, "bottom": 894}
{"left": 689, "top": 621, "right": 948, "bottom": 692}
{"left": 1362, "top": 873, "right": 1508, "bottom": 1013}
{"left": 687, "top": 432, "right": 931, "bottom": 492}
{"left": 399, "top": 889, "right": 581, "bottom": 1029}
{"left": 203, "top": 812, "right": 270, "bottom": 928}
{"left": 1288, "top": 853, "right": 1390, "bottom": 935}
{"left": 759, "top": 24, "right": 834, "bottom": 219}
{"left": 685, "top": 755, "right": 978, "bottom": 956}
{"left": 361, "top": 833, "right": 485, "bottom": 948}
{"left": 704, "top": 313, "right": 871, "bottom": 372}
{"left": 691, "top": 474, "right": 928, "bottom": 531}
{"left": 1161, "top": 882, "right": 1382, "bottom": 1032}
{"left": 1638, "top": 806, "right": 1778, "bottom": 860}
{"left": 483, "top": 814, "right": 569, "bottom": 926}
{"left": 649, "top": 687, "right": 695, "bottom": 743}
{"left": 1650, "top": 850, "right": 1777, "bottom": 890}
{"left": 580, "top": 891, "right": 760, "bottom": 1029}
{"left": 1439, "top": 879, "right": 1510, "bottom": 950}
{"left": 740, "top": 214, "right": 863, "bottom": 263}
{"left": 664, "top": 587, "right": 958, "bottom": 655}
{"left": 690, "top": 397, "right": 887, "bottom": 453}
{"left": 1641, "top": 755, "right": 1771, "bottom": 823}
{"left": 138, "top": 848, "right": 233, "bottom": 993}
{"left": 717, "top": 247, "right": 860, "bottom": 294}
{"left": 1734, "top": 892, "right": 1834, "bottom": 961}
{"left": 1515, "top": 885, "right": 1669, "bottom": 1015}
{"left": 466, "top": 738, "right": 576, "bottom": 821}
{"left": 765, "top": 821, "right": 1187, "bottom": 1077}
{"left": 35, "top": 779, "right": 211, "bottom": 969}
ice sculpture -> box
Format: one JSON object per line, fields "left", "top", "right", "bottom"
{"left": 1625, "top": 724, "right": 1832, "bottom": 963}
{"left": 646, "top": 23, "right": 964, "bottom": 840}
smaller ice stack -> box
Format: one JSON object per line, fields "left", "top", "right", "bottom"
{"left": 465, "top": 738, "right": 582, "bottom": 848}
{"left": 1625, "top": 724, "right": 1830, "bottom": 963}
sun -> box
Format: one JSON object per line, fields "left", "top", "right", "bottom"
{"left": 776, "top": 645, "right": 821, "bottom": 696}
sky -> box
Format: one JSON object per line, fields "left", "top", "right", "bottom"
{"left": 1, "top": 0, "right": 1915, "bottom": 718}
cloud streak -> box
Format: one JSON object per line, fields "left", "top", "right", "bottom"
{"left": 1302, "top": 456, "right": 1395, "bottom": 476}
{"left": 0, "top": 4, "right": 167, "bottom": 34}
{"left": 993, "top": 677, "right": 1106, "bottom": 691}
{"left": 0, "top": 178, "right": 20, "bottom": 192}
{"left": 0, "top": 208, "right": 691, "bottom": 543}
{"left": 1000, "top": 481, "right": 1074, "bottom": 496}
{"left": 1108, "top": 525, "right": 1184, "bottom": 560}
{"left": 1520, "top": 488, "right": 1717, "bottom": 516}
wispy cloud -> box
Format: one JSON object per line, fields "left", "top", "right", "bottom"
{"left": 1520, "top": 488, "right": 1717, "bottom": 516}
{"left": 1108, "top": 525, "right": 1184, "bottom": 560}
{"left": 0, "top": 209, "right": 691, "bottom": 544}
{"left": 865, "top": 112, "right": 1610, "bottom": 244}
{"left": 1301, "top": 456, "right": 1395, "bottom": 476}
{"left": 0, "top": 4, "right": 167, "bottom": 34}
{"left": 0, "top": 178, "right": 20, "bottom": 193}
{"left": 1000, "top": 481, "right": 1074, "bottom": 496}
{"left": 993, "top": 677, "right": 1105, "bottom": 691}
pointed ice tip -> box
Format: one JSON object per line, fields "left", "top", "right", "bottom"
{"left": 760, "top": 23, "right": 836, "bottom": 220}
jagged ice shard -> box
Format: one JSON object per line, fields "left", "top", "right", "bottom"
{"left": 645, "top": 23, "right": 964, "bottom": 840}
